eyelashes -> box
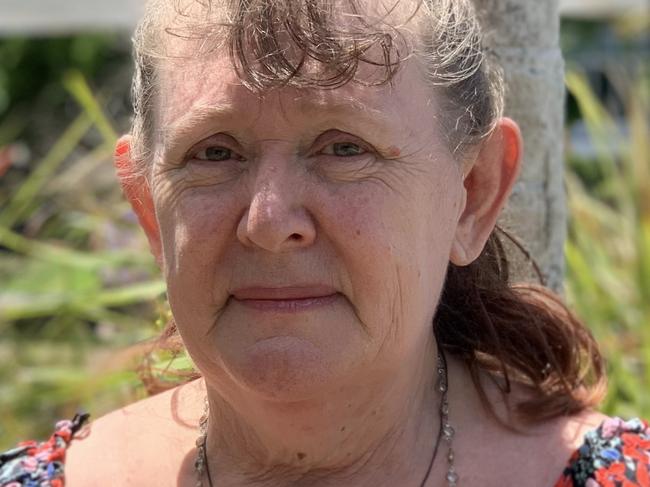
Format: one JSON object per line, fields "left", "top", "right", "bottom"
{"left": 186, "top": 131, "right": 374, "bottom": 164}
{"left": 192, "top": 142, "right": 368, "bottom": 162}
{"left": 319, "top": 141, "right": 368, "bottom": 158}
{"left": 194, "top": 146, "right": 243, "bottom": 162}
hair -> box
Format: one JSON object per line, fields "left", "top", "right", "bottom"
{"left": 129, "top": 0, "right": 607, "bottom": 425}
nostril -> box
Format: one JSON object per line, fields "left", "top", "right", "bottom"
{"left": 289, "top": 233, "right": 302, "bottom": 241}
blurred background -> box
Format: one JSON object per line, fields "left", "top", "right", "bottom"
{"left": 0, "top": 0, "right": 648, "bottom": 449}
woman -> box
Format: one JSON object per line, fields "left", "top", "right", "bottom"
{"left": 2, "top": 0, "right": 649, "bottom": 486}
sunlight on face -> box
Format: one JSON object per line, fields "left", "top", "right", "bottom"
{"left": 150, "top": 51, "right": 466, "bottom": 402}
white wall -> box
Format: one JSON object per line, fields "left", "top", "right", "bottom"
{"left": 560, "top": 0, "right": 648, "bottom": 19}
{"left": 0, "top": 0, "right": 143, "bottom": 35}
{"left": 0, "top": 0, "right": 647, "bottom": 35}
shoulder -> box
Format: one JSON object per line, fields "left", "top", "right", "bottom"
{"left": 556, "top": 415, "right": 650, "bottom": 487}
{"left": 445, "top": 358, "right": 617, "bottom": 487}
{"left": 493, "top": 410, "right": 614, "bottom": 487}
{"left": 479, "top": 410, "right": 633, "bottom": 487}
{"left": 65, "top": 379, "right": 205, "bottom": 486}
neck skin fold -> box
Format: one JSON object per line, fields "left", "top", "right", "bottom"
{"left": 202, "top": 334, "right": 442, "bottom": 487}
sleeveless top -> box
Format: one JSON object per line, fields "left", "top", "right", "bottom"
{"left": 1, "top": 414, "right": 648, "bottom": 486}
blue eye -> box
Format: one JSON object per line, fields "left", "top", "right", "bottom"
{"left": 323, "top": 142, "right": 367, "bottom": 157}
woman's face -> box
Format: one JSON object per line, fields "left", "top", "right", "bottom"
{"left": 143, "top": 53, "right": 468, "bottom": 400}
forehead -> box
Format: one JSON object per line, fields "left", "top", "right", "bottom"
{"left": 153, "top": 59, "right": 447, "bottom": 164}
{"left": 156, "top": 54, "right": 423, "bottom": 130}
{"left": 148, "top": 0, "right": 436, "bottom": 145}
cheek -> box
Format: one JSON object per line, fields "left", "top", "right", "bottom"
{"left": 415, "top": 173, "right": 465, "bottom": 290}
{"left": 155, "top": 183, "right": 241, "bottom": 317}
{"left": 315, "top": 175, "right": 461, "bottom": 341}
{"left": 157, "top": 181, "right": 238, "bottom": 259}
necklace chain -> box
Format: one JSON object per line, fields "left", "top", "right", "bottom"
{"left": 438, "top": 349, "right": 458, "bottom": 487}
{"left": 195, "top": 348, "right": 456, "bottom": 487}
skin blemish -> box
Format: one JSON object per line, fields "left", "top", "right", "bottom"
{"left": 297, "top": 452, "right": 306, "bottom": 461}
{"left": 387, "top": 146, "right": 401, "bottom": 158}
{"left": 355, "top": 229, "right": 361, "bottom": 236}
{"left": 340, "top": 426, "right": 346, "bottom": 432}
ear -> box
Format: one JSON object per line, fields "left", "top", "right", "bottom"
{"left": 114, "top": 135, "right": 163, "bottom": 268}
{"left": 450, "top": 118, "right": 522, "bottom": 266}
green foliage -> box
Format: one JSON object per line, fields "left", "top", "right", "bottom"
{"left": 0, "top": 37, "right": 648, "bottom": 451}
{"left": 0, "top": 65, "right": 170, "bottom": 447}
{"left": 565, "top": 69, "right": 650, "bottom": 419}
{"left": 0, "top": 36, "right": 127, "bottom": 130}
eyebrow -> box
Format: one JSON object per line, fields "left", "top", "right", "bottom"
{"left": 159, "top": 94, "right": 394, "bottom": 155}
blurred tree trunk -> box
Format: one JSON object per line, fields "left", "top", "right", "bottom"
{"left": 474, "top": 0, "right": 566, "bottom": 292}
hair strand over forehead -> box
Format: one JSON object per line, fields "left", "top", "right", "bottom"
{"left": 130, "top": 0, "right": 503, "bottom": 170}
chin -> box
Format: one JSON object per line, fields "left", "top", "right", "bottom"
{"left": 225, "top": 335, "right": 344, "bottom": 402}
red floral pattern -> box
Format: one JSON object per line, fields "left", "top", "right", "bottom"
{"left": 1, "top": 414, "right": 648, "bottom": 486}
{"left": 0, "top": 413, "right": 89, "bottom": 487}
{"left": 555, "top": 417, "right": 650, "bottom": 487}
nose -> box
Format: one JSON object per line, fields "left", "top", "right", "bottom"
{"left": 237, "top": 162, "right": 316, "bottom": 252}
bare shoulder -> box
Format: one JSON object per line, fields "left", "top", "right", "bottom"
{"left": 459, "top": 407, "right": 611, "bottom": 487}
{"left": 529, "top": 409, "right": 611, "bottom": 485}
{"left": 503, "top": 408, "right": 610, "bottom": 486}
{"left": 65, "top": 379, "right": 205, "bottom": 486}
{"left": 444, "top": 358, "right": 613, "bottom": 487}
{"left": 560, "top": 408, "right": 610, "bottom": 449}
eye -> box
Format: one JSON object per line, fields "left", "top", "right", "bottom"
{"left": 194, "top": 146, "right": 242, "bottom": 162}
{"left": 320, "top": 142, "right": 368, "bottom": 157}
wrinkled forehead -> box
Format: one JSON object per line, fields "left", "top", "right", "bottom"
{"left": 156, "top": 54, "right": 426, "bottom": 134}
{"left": 147, "top": 0, "right": 428, "bottom": 129}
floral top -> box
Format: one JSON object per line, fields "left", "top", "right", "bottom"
{"left": 556, "top": 417, "right": 650, "bottom": 487}
{"left": 0, "top": 413, "right": 89, "bottom": 487}
{"left": 0, "top": 415, "right": 648, "bottom": 486}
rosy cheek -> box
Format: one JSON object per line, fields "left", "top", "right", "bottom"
{"left": 161, "top": 190, "right": 241, "bottom": 269}
{"left": 183, "top": 191, "right": 233, "bottom": 224}
{"left": 322, "top": 191, "right": 377, "bottom": 235}
{"left": 315, "top": 187, "right": 394, "bottom": 261}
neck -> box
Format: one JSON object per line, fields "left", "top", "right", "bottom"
{"left": 204, "top": 336, "right": 441, "bottom": 486}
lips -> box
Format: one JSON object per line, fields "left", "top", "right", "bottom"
{"left": 231, "top": 286, "right": 338, "bottom": 301}
{"left": 230, "top": 286, "right": 340, "bottom": 313}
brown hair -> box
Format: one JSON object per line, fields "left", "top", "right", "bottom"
{"left": 130, "top": 0, "right": 606, "bottom": 423}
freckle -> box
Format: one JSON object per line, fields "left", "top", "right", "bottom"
{"left": 340, "top": 426, "right": 346, "bottom": 432}
{"left": 355, "top": 229, "right": 361, "bottom": 236}
{"left": 297, "top": 452, "right": 306, "bottom": 461}
{"left": 371, "top": 410, "right": 377, "bottom": 416}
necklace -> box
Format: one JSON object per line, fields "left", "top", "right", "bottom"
{"left": 195, "top": 347, "right": 457, "bottom": 487}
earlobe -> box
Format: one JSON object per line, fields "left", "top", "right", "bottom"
{"left": 450, "top": 118, "right": 522, "bottom": 267}
{"left": 114, "top": 135, "right": 163, "bottom": 268}
{"left": 449, "top": 215, "right": 474, "bottom": 265}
